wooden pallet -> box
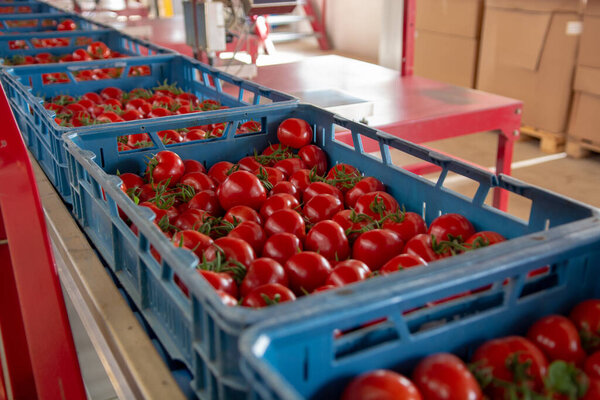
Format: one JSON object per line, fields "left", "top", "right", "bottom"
{"left": 566, "top": 138, "right": 600, "bottom": 159}
{"left": 519, "top": 126, "right": 566, "bottom": 154}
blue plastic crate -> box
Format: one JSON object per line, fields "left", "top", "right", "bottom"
{"left": 1, "top": 54, "right": 295, "bottom": 203}
{"left": 239, "top": 217, "right": 600, "bottom": 400}
{"left": 0, "top": 28, "right": 172, "bottom": 65}
{"left": 62, "top": 102, "right": 598, "bottom": 400}
{"left": 0, "top": 12, "right": 103, "bottom": 33}
{"left": 0, "top": 1, "right": 62, "bottom": 14}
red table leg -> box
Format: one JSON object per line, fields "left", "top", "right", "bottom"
{"left": 493, "top": 129, "right": 517, "bottom": 211}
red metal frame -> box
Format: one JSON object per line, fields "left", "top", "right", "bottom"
{"left": 401, "top": 0, "right": 415, "bottom": 76}
{"left": 0, "top": 86, "right": 86, "bottom": 399}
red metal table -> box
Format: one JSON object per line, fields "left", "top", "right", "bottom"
{"left": 252, "top": 54, "right": 522, "bottom": 211}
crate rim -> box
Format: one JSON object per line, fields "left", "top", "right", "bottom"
{"left": 237, "top": 215, "right": 600, "bottom": 400}
{"left": 62, "top": 101, "right": 600, "bottom": 329}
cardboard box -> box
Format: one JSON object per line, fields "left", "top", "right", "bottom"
{"left": 586, "top": 0, "right": 600, "bottom": 16}
{"left": 568, "top": 66, "right": 600, "bottom": 143}
{"left": 414, "top": 31, "right": 479, "bottom": 87}
{"left": 579, "top": 15, "right": 600, "bottom": 68}
{"left": 477, "top": 7, "right": 581, "bottom": 133}
{"left": 486, "top": 0, "right": 584, "bottom": 13}
{"left": 416, "top": 0, "right": 483, "bottom": 38}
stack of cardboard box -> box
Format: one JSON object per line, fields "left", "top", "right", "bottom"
{"left": 414, "top": 0, "right": 484, "bottom": 88}
{"left": 567, "top": 0, "right": 600, "bottom": 155}
{"left": 476, "top": 0, "right": 583, "bottom": 135}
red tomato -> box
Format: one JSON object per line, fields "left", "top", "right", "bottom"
{"left": 158, "top": 129, "right": 184, "bottom": 145}
{"left": 218, "top": 171, "right": 267, "bottom": 211}
{"left": 204, "top": 237, "right": 255, "bottom": 269}
{"left": 352, "top": 229, "right": 404, "bottom": 271}
{"left": 127, "top": 133, "right": 152, "bottom": 148}
{"left": 264, "top": 209, "right": 306, "bottom": 239}
{"left": 57, "top": 19, "right": 77, "bottom": 31}
{"left": 262, "top": 233, "right": 303, "bottom": 265}
{"left": 241, "top": 283, "right": 296, "bottom": 308}
{"left": 208, "top": 161, "right": 235, "bottom": 185}
{"left": 184, "top": 128, "right": 207, "bottom": 141}
{"left": 183, "top": 159, "right": 206, "bottom": 174}
{"left": 277, "top": 118, "right": 312, "bottom": 149}
{"left": 119, "top": 173, "right": 144, "bottom": 192}
{"left": 471, "top": 336, "right": 548, "bottom": 397}
{"left": 412, "top": 353, "right": 482, "bottom": 400}
{"left": 332, "top": 209, "right": 373, "bottom": 241}
{"left": 145, "top": 151, "right": 185, "bottom": 187}
{"left": 354, "top": 191, "right": 399, "bottom": 221}
{"left": 198, "top": 269, "right": 238, "bottom": 299}
{"left": 379, "top": 254, "right": 427, "bottom": 276}
{"left": 325, "top": 163, "right": 361, "bottom": 193}
{"left": 382, "top": 212, "right": 428, "bottom": 243}
{"left": 344, "top": 177, "right": 385, "bottom": 208}
{"left": 228, "top": 221, "right": 266, "bottom": 256}
{"left": 261, "top": 143, "right": 294, "bottom": 165}
{"left": 273, "top": 158, "right": 306, "bottom": 179}
{"left": 216, "top": 290, "right": 238, "bottom": 306}
{"left": 179, "top": 172, "right": 216, "bottom": 193}
{"left": 303, "top": 194, "right": 344, "bottom": 224}
{"left": 284, "top": 251, "right": 332, "bottom": 295}
{"left": 120, "top": 109, "right": 143, "bottom": 121}
{"left": 570, "top": 299, "right": 600, "bottom": 353}
{"left": 325, "top": 259, "right": 370, "bottom": 287}
{"left": 270, "top": 181, "right": 300, "bottom": 201}
{"left": 527, "top": 315, "right": 586, "bottom": 365}
{"left": 240, "top": 258, "right": 288, "bottom": 298}
{"left": 82, "top": 91, "right": 102, "bottom": 104}
{"left": 305, "top": 220, "right": 350, "bottom": 262}
{"left": 224, "top": 205, "right": 262, "bottom": 226}
{"left": 256, "top": 166, "right": 286, "bottom": 187}
{"left": 260, "top": 193, "right": 300, "bottom": 220}
{"left": 584, "top": 351, "right": 600, "bottom": 380}
{"left": 289, "top": 169, "right": 312, "bottom": 194}
{"left": 172, "top": 230, "right": 213, "bottom": 259}
{"left": 88, "top": 41, "right": 111, "bottom": 59}
{"left": 174, "top": 209, "right": 208, "bottom": 231}
{"left": 404, "top": 234, "right": 443, "bottom": 263}
{"left": 237, "top": 120, "right": 261, "bottom": 134}
{"left": 238, "top": 156, "right": 263, "bottom": 172}
{"left": 465, "top": 231, "right": 506, "bottom": 249}
{"left": 100, "top": 87, "right": 123, "bottom": 100}
{"left": 298, "top": 144, "right": 327, "bottom": 175}
{"left": 428, "top": 213, "right": 475, "bottom": 242}
{"left": 188, "top": 190, "right": 222, "bottom": 216}
{"left": 583, "top": 379, "right": 600, "bottom": 400}
{"left": 303, "top": 181, "right": 343, "bottom": 204}
{"left": 342, "top": 370, "right": 422, "bottom": 400}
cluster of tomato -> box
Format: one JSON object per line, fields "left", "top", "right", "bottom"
{"left": 8, "top": 36, "right": 89, "bottom": 50}
{"left": 43, "top": 83, "right": 221, "bottom": 128}
{"left": 7, "top": 40, "right": 124, "bottom": 65}
{"left": 113, "top": 117, "right": 504, "bottom": 308}
{"left": 342, "top": 299, "right": 600, "bottom": 400}
{"left": 0, "top": 5, "right": 32, "bottom": 13}
{"left": 2, "top": 17, "right": 77, "bottom": 30}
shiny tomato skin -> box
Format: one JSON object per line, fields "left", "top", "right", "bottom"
{"left": 352, "top": 229, "right": 404, "bottom": 271}
{"left": 342, "top": 370, "right": 422, "bottom": 400}
{"left": 240, "top": 258, "right": 288, "bottom": 298}
{"left": 204, "top": 236, "right": 255, "bottom": 269}
{"left": 305, "top": 220, "right": 350, "bottom": 262}
{"left": 188, "top": 190, "right": 222, "bottom": 216}
{"left": 344, "top": 177, "right": 385, "bottom": 208}
{"left": 428, "top": 213, "right": 476, "bottom": 242}
{"left": 289, "top": 169, "right": 312, "bottom": 194}
{"left": 100, "top": 86, "right": 123, "bottom": 100}
{"left": 569, "top": 299, "right": 600, "bottom": 353}
{"left": 325, "top": 163, "right": 361, "bottom": 193}
{"left": 145, "top": 150, "right": 185, "bottom": 187}
{"left": 257, "top": 166, "right": 286, "bottom": 187}
{"left": 270, "top": 181, "right": 301, "bottom": 201}
{"left": 183, "top": 159, "right": 206, "bottom": 174}
{"left": 208, "top": 161, "right": 235, "bottom": 185}
{"left": 224, "top": 205, "right": 262, "bottom": 226}
{"left": 172, "top": 230, "right": 213, "bottom": 259}
{"left": 298, "top": 144, "right": 327, "bottom": 175}
{"left": 273, "top": 158, "right": 306, "bottom": 179}
{"left": 527, "top": 315, "right": 586, "bottom": 365}
{"left": 404, "top": 234, "right": 442, "bottom": 263}
{"left": 218, "top": 170, "right": 267, "bottom": 211}
{"left": 238, "top": 156, "right": 263, "bottom": 172}
{"left": 260, "top": 193, "right": 300, "bottom": 220}
{"left": 264, "top": 209, "right": 306, "bottom": 240}
{"left": 119, "top": 172, "right": 144, "bottom": 192}
{"left": 332, "top": 209, "right": 373, "bottom": 241}
{"left": 180, "top": 172, "right": 216, "bottom": 192}
{"left": 583, "top": 378, "right": 600, "bottom": 400}
{"left": 471, "top": 336, "right": 548, "bottom": 396}
{"left": 284, "top": 251, "right": 332, "bottom": 295}
{"left": 228, "top": 221, "right": 266, "bottom": 256}
{"left": 465, "top": 231, "right": 506, "bottom": 249}
{"left": 198, "top": 269, "right": 238, "bottom": 299}
{"left": 382, "top": 212, "right": 428, "bottom": 243}
{"left": 379, "top": 254, "right": 427, "bottom": 276}
{"left": 277, "top": 118, "right": 312, "bottom": 149}
{"left": 303, "top": 193, "right": 344, "bottom": 224}
{"left": 216, "top": 290, "right": 238, "bottom": 306}
{"left": 584, "top": 351, "right": 600, "bottom": 380}
{"left": 325, "top": 259, "right": 370, "bottom": 287}
{"left": 354, "top": 191, "right": 399, "bottom": 221}
{"left": 173, "top": 209, "right": 208, "bottom": 231}
{"left": 241, "top": 283, "right": 296, "bottom": 308}
{"left": 303, "top": 181, "right": 344, "bottom": 204}
{"left": 412, "top": 353, "right": 482, "bottom": 400}
{"left": 262, "top": 233, "right": 303, "bottom": 265}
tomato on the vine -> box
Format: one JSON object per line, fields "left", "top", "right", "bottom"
{"left": 342, "top": 370, "right": 422, "bottom": 400}
{"left": 298, "top": 144, "right": 327, "bottom": 175}
{"left": 218, "top": 170, "right": 267, "bottom": 211}
{"left": 240, "top": 258, "right": 288, "bottom": 298}
{"left": 305, "top": 220, "right": 350, "bottom": 262}
{"left": 527, "top": 315, "right": 586, "bottom": 365}
{"left": 382, "top": 212, "right": 427, "bottom": 243}
{"left": 428, "top": 213, "right": 476, "bottom": 242}
{"left": 354, "top": 191, "right": 399, "bottom": 221}
{"left": 263, "top": 209, "right": 306, "bottom": 240}
{"left": 570, "top": 299, "right": 600, "bottom": 353}
{"left": 262, "top": 233, "right": 303, "bottom": 265}
{"left": 379, "top": 254, "right": 427, "bottom": 276}
{"left": 352, "top": 229, "right": 403, "bottom": 271}
{"left": 325, "top": 259, "right": 370, "bottom": 287}
{"left": 145, "top": 151, "right": 185, "bottom": 187}
{"left": 284, "top": 251, "right": 332, "bottom": 295}
{"left": 413, "top": 353, "right": 481, "bottom": 400}
{"left": 277, "top": 118, "right": 312, "bottom": 149}
{"left": 241, "top": 283, "right": 296, "bottom": 308}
